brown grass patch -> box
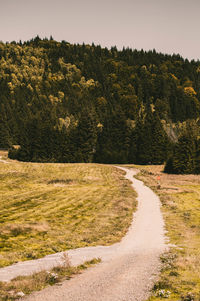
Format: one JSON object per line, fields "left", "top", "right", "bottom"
{"left": 134, "top": 165, "right": 200, "bottom": 301}
{"left": 0, "top": 257, "right": 101, "bottom": 301}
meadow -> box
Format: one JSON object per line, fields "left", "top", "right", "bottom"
{"left": 2, "top": 152, "right": 199, "bottom": 301}
{"left": 136, "top": 165, "right": 200, "bottom": 301}
{"left": 0, "top": 153, "right": 136, "bottom": 268}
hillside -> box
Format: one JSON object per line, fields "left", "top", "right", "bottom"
{"left": 1, "top": 37, "right": 200, "bottom": 166}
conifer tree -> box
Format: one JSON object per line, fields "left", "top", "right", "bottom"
{"left": 164, "top": 123, "right": 198, "bottom": 174}
{"left": 72, "top": 110, "right": 97, "bottom": 163}
{"left": 0, "top": 104, "right": 11, "bottom": 148}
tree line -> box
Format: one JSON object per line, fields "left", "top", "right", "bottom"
{"left": 1, "top": 36, "right": 200, "bottom": 172}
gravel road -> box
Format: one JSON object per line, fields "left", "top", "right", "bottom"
{"left": 18, "top": 166, "right": 167, "bottom": 301}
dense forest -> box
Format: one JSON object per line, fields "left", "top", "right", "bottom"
{"left": 1, "top": 36, "right": 200, "bottom": 172}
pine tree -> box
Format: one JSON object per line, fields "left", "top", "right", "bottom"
{"left": 72, "top": 111, "right": 97, "bottom": 163}
{"left": 164, "top": 124, "right": 197, "bottom": 174}
{"left": 0, "top": 104, "right": 11, "bottom": 148}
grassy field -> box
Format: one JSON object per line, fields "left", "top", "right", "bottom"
{"left": 2, "top": 152, "right": 199, "bottom": 301}
{"left": 0, "top": 152, "right": 136, "bottom": 268}
{"left": 135, "top": 165, "right": 200, "bottom": 301}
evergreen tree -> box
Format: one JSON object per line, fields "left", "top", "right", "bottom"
{"left": 72, "top": 111, "right": 97, "bottom": 163}
{"left": 135, "top": 104, "right": 170, "bottom": 164}
{"left": 0, "top": 104, "right": 11, "bottom": 148}
{"left": 164, "top": 123, "right": 198, "bottom": 174}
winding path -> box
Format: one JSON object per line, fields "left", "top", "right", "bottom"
{"left": 0, "top": 167, "right": 166, "bottom": 301}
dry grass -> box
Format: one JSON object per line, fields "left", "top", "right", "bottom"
{"left": 0, "top": 257, "right": 101, "bottom": 301}
{"left": 134, "top": 165, "right": 200, "bottom": 301}
{"left": 0, "top": 156, "right": 136, "bottom": 267}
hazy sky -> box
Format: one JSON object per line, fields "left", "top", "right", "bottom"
{"left": 0, "top": 0, "right": 200, "bottom": 60}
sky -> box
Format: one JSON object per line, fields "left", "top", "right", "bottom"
{"left": 0, "top": 0, "right": 200, "bottom": 60}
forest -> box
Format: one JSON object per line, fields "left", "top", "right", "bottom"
{"left": 1, "top": 36, "right": 200, "bottom": 173}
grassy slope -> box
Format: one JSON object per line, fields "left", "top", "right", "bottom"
{"left": 0, "top": 155, "right": 136, "bottom": 267}
{"left": 135, "top": 165, "right": 200, "bottom": 301}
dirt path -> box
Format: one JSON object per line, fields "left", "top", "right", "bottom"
{"left": 0, "top": 167, "right": 167, "bottom": 301}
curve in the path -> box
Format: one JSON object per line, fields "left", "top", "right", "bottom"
{"left": 0, "top": 167, "right": 167, "bottom": 301}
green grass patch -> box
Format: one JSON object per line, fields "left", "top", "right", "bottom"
{"left": 135, "top": 166, "right": 200, "bottom": 301}
{"left": 0, "top": 160, "right": 136, "bottom": 267}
